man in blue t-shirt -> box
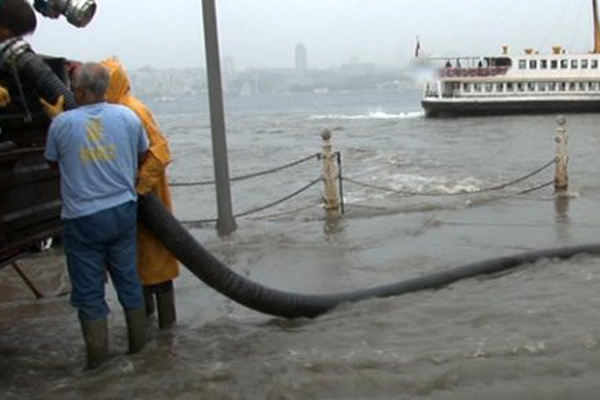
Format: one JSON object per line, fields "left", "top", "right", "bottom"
{"left": 45, "top": 62, "right": 149, "bottom": 370}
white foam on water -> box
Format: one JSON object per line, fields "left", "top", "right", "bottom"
{"left": 394, "top": 174, "right": 484, "bottom": 194}
{"left": 308, "top": 109, "right": 424, "bottom": 121}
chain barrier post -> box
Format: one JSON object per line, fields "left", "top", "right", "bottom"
{"left": 554, "top": 115, "right": 569, "bottom": 195}
{"left": 336, "top": 152, "right": 345, "bottom": 214}
{"left": 321, "top": 129, "right": 340, "bottom": 210}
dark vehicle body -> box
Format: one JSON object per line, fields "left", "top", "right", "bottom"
{"left": 0, "top": 56, "right": 70, "bottom": 267}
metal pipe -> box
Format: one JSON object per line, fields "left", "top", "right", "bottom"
{"left": 201, "top": 0, "right": 236, "bottom": 236}
{"left": 12, "top": 261, "right": 43, "bottom": 299}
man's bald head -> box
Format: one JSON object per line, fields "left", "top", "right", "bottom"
{"left": 72, "top": 63, "right": 110, "bottom": 105}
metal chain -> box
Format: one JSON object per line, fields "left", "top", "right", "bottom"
{"left": 180, "top": 176, "right": 323, "bottom": 227}
{"left": 233, "top": 177, "right": 323, "bottom": 218}
{"left": 467, "top": 180, "right": 554, "bottom": 206}
{"left": 171, "top": 153, "right": 320, "bottom": 187}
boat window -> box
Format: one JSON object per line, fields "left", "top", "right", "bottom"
{"left": 485, "top": 83, "right": 493, "bottom": 92}
{"left": 559, "top": 82, "right": 567, "bottom": 91}
{"left": 569, "top": 82, "right": 577, "bottom": 91}
{"left": 571, "top": 59, "right": 578, "bottom": 69}
{"left": 540, "top": 60, "right": 548, "bottom": 69}
{"left": 529, "top": 60, "right": 537, "bottom": 69}
{"left": 538, "top": 82, "right": 546, "bottom": 91}
{"left": 517, "top": 83, "right": 524, "bottom": 91}
{"left": 589, "top": 82, "right": 597, "bottom": 90}
{"left": 579, "top": 82, "right": 586, "bottom": 91}
{"left": 582, "top": 59, "right": 589, "bottom": 68}
{"left": 551, "top": 60, "right": 558, "bottom": 69}
{"left": 463, "top": 83, "right": 470, "bottom": 92}
{"left": 493, "top": 57, "right": 512, "bottom": 67}
{"left": 496, "top": 83, "right": 504, "bottom": 92}
{"left": 561, "top": 59, "right": 568, "bottom": 69}
{"left": 518, "top": 59, "right": 527, "bottom": 69}
{"left": 549, "top": 82, "right": 557, "bottom": 91}
{"left": 506, "top": 82, "right": 514, "bottom": 92}
{"left": 527, "top": 82, "right": 535, "bottom": 91}
{"left": 474, "top": 83, "right": 482, "bottom": 92}
{"left": 592, "top": 59, "right": 599, "bottom": 68}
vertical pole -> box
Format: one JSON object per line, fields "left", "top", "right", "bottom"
{"left": 321, "top": 129, "right": 340, "bottom": 210}
{"left": 336, "top": 152, "right": 345, "bottom": 214}
{"left": 554, "top": 115, "right": 569, "bottom": 195}
{"left": 201, "top": 0, "right": 236, "bottom": 235}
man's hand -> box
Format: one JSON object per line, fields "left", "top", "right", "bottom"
{"left": 0, "top": 85, "right": 10, "bottom": 107}
{"left": 39, "top": 95, "right": 65, "bottom": 119}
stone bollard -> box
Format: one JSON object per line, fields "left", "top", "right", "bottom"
{"left": 554, "top": 115, "right": 569, "bottom": 194}
{"left": 321, "top": 129, "right": 340, "bottom": 210}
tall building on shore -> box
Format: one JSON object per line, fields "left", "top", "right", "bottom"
{"left": 295, "top": 43, "right": 307, "bottom": 73}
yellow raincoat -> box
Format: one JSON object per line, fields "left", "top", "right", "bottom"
{"left": 101, "top": 58, "right": 179, "bottom": 286}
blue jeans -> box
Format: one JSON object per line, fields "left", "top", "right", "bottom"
{"left": 63, "top": 201, "right": 144, "bottom": 321}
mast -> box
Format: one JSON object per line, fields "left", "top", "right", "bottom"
{"left": 593, "top": 0, "right": 600, "bottom": 53}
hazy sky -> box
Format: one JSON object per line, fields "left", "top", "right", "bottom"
{"left": 28, "top": 0, "right": 597, "bottom": 70}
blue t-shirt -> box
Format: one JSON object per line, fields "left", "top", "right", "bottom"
{"left": 45, "top": 102, "right": 148, "bottom": 219}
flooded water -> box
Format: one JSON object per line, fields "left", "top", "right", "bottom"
{"left": 3, "top": 89, "right": 600, "bottom": 399}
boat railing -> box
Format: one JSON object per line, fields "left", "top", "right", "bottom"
{"left": 439, "top": 66, "right": 508, "bottom": 78}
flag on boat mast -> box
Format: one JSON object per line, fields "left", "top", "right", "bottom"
{"left": 415, "top": 36, "right": 421, "bottom": 58}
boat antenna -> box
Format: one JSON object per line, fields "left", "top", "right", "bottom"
{"left": 593, "top": 0, "right": 600, "bottom": 52}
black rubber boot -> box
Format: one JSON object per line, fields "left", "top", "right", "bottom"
{"left": 80, "top": 319, "right": 109, "bottom": 370}
{"left": 124, "top": 308, "right": 146, "bottom": 354}
{"left": 143, "top": 286, "right": 155, "bottom": 318}
{"left": 156, "top": 288, "right": 176, "bottom": 330}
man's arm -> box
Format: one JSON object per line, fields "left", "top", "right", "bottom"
{"left": 136, "top": 122, "right": 149, "bottom": 168}
{"left": 44, "top": 118, "right": 60, "bottom": 167}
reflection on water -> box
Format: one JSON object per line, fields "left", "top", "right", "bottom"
{"left": 554, "top": 195, "right": 571, "bottom": 243}
{"left": 4, "top": 91, "right": 600, "bottom": 399}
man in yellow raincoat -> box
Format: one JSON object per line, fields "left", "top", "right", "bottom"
{"left": 100, "top": 58, "right": 179, "bottom": 329}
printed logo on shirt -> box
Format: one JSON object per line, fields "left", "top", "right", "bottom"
{"left": 79, "top": 117, "right": 116, "bottom": 164}
{"left": 86, "top": 118, "right": 104, "bottom": 141}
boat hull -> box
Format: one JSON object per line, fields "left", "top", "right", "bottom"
{"left": 422, "top": 98, "right": 600, "bottom": 117}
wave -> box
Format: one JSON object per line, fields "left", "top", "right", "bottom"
{"left": 344, "top": 173, "right": 486, "bottom": 204}
{"left": 308, "top": 110, "right": 424, "bottom": 121}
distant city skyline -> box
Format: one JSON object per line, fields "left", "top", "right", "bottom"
{"left": 29, "top": 0, "right": 596, "bottom": 70}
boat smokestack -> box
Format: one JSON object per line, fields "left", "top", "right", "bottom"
{"left": 593, "top": 0, "right": 600, "bottom": 53}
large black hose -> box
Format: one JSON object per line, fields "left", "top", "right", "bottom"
{"left": 138, "top": 194, "right": 600, "bottom": 319}
{"left": 0, "top": 39, "right": 77, "bottom": 110}
{"left": 13, "top": 51, "right": 77, "bottom": 110}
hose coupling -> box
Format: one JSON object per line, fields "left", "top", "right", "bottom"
{"left": 34, "top": 0, "right": 97, "bottom": 28}
{"left": 0, "top": 38, "right": 32, "bottom": 69}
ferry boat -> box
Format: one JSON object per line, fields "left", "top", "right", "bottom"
{"left": 421, "top": 0, "right": 600, "bottom": 117}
